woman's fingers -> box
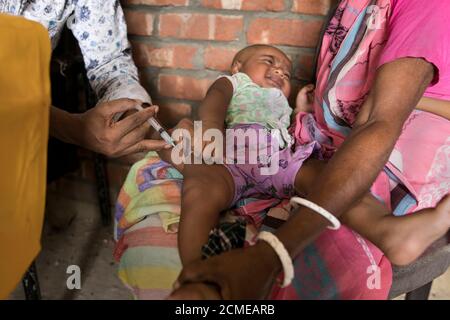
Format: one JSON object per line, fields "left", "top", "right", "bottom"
{"left": 177, "top": 245, "right": 279, "bottom": 300}
{"left": 101, "top": 98, "right": 141, "bottom": 122}
{"left": 175, "top": 258, "right": 231, "bottom": 298}
{"left": 115, "top": 105, "right": 159, "bottom": 138}
{"left": 177, "top": 260, "right": 211, "bottom": 284}
{"left": 168, "top": 283, "right": 222, "bottom": 300}
{"left": 120, "top": 121, "right": 152, "bottom": 148}
{"left": 78, "top": 99, "right": 170, "bottom": 157}
{"left": 119, "top": 138, "right": 170, "bottom": 156}
{"left": 177, "top": 259, "right": 221, "bottom": 287}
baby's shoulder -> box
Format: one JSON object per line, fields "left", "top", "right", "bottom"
{"left": 231, "top": 72, "right": 256, "bottom": 88}
{"left": 216, "top": 72, "right": 257, "bottom": 96}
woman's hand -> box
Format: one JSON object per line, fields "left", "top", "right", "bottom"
{"left": 169, "top": 242, "right": 282, "bottom": 300}
{"left": 52, "top": 98, "right": 171, "bottom": 157}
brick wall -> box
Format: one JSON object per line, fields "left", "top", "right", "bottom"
{"left": 122, "top": 0, "right": 333, "bottom": 126}
{"left": 50, "top": 0, "right": 334, "bottom": 208}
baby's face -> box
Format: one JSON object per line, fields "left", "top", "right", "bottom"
{"left": 236, "top": 47, "right": 292, "bottom": 97}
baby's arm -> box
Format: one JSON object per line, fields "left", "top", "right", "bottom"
{"left": 197, "top": 77, "right": 234, "bottom": 131}
{"left": 175, "top": 78, "right": 234, "bottom": 265}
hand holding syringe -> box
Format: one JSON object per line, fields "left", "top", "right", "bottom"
{"left": 134, "top": 104, "right": 176, "bottom": 147}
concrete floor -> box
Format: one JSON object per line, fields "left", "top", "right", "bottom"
{"left": 8, "top": 195, "right": 450, "bottom": 300}
{"left": 9, "top": 197, "right": 130, "bottom": 300}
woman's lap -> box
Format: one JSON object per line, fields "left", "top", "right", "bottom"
{"left": 116, "top": 212, "right": 392, "bottom": 300}
{"left": 114, "top": 111, "right": 448, "bottom": 299}
{"left": 115, "top": 215, "right": 181, "bottom": 299}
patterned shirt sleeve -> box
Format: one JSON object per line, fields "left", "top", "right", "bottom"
{"left": 68, "top": 0, "right": 151, "bottom": 104}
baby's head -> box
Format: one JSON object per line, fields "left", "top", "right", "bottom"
{"left": 231, "top": 44, "right": 292, "bottom": 97}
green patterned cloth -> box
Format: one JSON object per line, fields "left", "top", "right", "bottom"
{"left": 223, "top": 73, "right": 293, "bottom": 142}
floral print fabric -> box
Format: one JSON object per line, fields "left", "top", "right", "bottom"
{"left": 0, "top": 0, "right": 150, "bottom": 103}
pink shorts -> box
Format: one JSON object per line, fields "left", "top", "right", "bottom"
{"left": 224, "top": 124, "right": 320, "bottom": 206}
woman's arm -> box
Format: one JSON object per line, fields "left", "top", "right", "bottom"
{"left": 274, "top": 57, "right": 434, "bottom": 259}
{"left": 197, "top": 77, "right": 234, "bottom": 130}
{"left": 171, "top": 57, "right": 436, "bottom": 300}
{"left": 417, "top": 97, "right": 450, "bottom": 120}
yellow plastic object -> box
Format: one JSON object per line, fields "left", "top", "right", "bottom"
{"left": 0, "top": 14, "right": 51, "bottom": 299}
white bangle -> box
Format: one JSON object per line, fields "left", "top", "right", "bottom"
{"left": 290, "top": 197, "right": 341, "bottom": 230}
{"left": 257, "top": 231, "right": 294, "bottom": 288}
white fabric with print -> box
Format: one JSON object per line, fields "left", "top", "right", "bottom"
{"left": 0, "top": 0, "right": 150, "bottom": 104}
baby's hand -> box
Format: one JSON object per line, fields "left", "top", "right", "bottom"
{"left": 170, "top": 119, "right": 224, "bottom": 162}
{"left": 295, "top": 84, "right": 315, "bottom": 114}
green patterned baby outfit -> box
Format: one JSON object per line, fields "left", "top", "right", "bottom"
{"left": 220, "top": 72, "right": 293, "bottom": 148}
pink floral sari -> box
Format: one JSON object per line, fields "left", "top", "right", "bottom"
{"left": 280, "top": 0, "right": 450, "bottom": 299}
{"left": 296, "top": 0, "right": 449, "bottom": 215}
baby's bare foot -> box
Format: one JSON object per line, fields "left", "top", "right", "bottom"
{"left": 383, "top": 195, "right": 450, "bottom": 266}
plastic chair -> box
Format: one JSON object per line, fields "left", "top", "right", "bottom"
{"left": 311, "top": 3, "right": 450, "bottom": 300}
{"left": 389, "top": 236, "right": 450, "bottom": 299}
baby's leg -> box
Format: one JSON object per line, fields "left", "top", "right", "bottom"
{"left": 341, "top": 194, "right": 450, "bottom": 266}
{"left": 150, "top": 118, "right": 236, "bottom": 264}
{"left": 294, "top": 159, "right": 450, "bottom": 266}
{"left": 179, "top": 164, "right": 235, "bottom": 266}
{"left": 293, "top": 158, "right": 326, "bottom": 195}
{"left": 152, "top": 118, "right": 194, "bottom": 172}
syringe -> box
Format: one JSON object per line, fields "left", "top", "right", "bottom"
{"left": 135, "top": 104, "right": 176, "bottom": 147}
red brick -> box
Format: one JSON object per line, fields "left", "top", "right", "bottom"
{"left": 121, "top": 0, "right": 188, "bottom": 6}
{"left": 123, "top": 10, "right": 154, "bottom": 36}
{"left": 204, "top": 46, "right": 238, "bottom": 72}
{"left": 214, "top": 16, "right": 243, "bottom": 41}
{"left": 131, "top": 42, "right": 198, "bottom": 69}
{"left": 201, "top": 0, "right": 284, "bottom": 11}
{"left": 247, "top": 18, "right": 323, "bottom": 47}
{"left": 154, "top": 100, "right": 192, "bottom": 127}
{"left": 159, "top": 74, "right": 213, "bottom": 100}
{"left": 159, "top": 13, "right": 243, "bottom": 41}
{"left": 292, "top": 0, "right": 332, "bottom": 15}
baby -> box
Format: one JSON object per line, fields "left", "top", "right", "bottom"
{"left": 157, "top": 44, "right": 450, "bottom": 267}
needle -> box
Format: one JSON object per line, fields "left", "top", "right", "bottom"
{"left": 135, "top": 104, "right": 176, "bottom": 147}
